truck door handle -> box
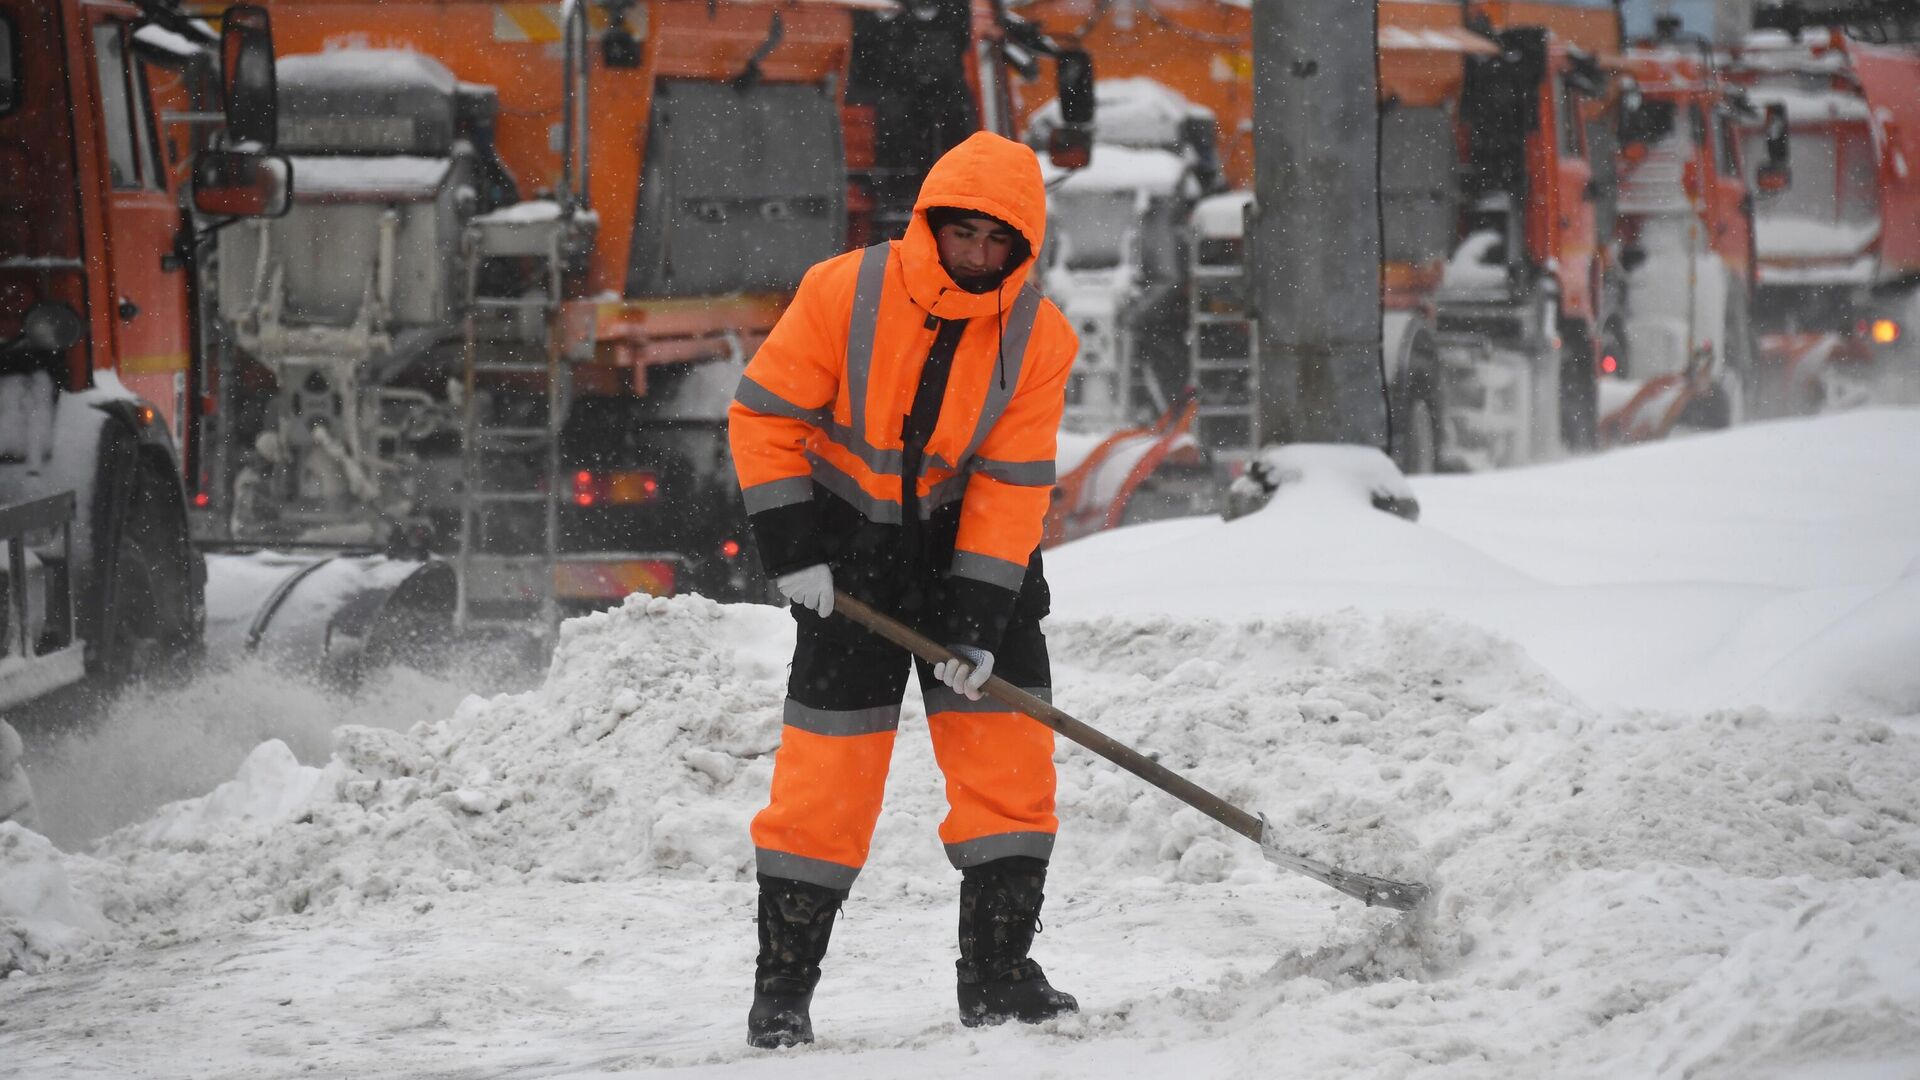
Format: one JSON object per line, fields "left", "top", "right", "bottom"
{"left": 118, "top": 297, "right": 140, "bottom": 322}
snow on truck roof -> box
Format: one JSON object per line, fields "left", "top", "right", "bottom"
{"left": 287, "top": 156, "right": 454, "bottom": 199}
{"left": 279, "top": 49, "right": 460, "bottom": 95}
{"left": 1027, "top": 77, "right": 1215, "bottom": 152}
{"left": 1743, "top": 84, "right": 1873, "bottom": 122}
{"left": 1040, "top": 144, "right": 1193, "bottom": 197}
{"left": 1190, "top": 190, "right": 1254, "bottom": 239}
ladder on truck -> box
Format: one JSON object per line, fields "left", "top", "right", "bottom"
{"left": 454, "top": 204, "right": 574, "bottom": 636}
{"left": 1187, "top": 246, "right": 1261, "bottom": 463}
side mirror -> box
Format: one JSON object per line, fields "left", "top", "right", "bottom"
{"left": 1055, "top": 48, "right": 1094, "bottom": 127}
{"left": 602, "top": 10, "right": 641, "bottom": 69}
{"left": 1764, "top": 102, "right": 1791, "bottom": 162}
{"left": 219, "top": 4, "right": 277, "bottom": 149}
{"left": 192, "top": 149, "right": 291, "bottom": 217}
{"left": 1757, "top": 102, "right": 1792, "bottom": 193}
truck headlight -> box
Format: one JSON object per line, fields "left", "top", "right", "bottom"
{"left": 22, "top": 301, "right": 84, "bottom": 351}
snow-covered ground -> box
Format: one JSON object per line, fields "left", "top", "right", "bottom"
{"left": 4, "top": 409, "right": 1919, "bottom": 1079}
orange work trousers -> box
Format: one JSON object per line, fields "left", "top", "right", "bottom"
{"left": 751, "top": 614, "right": 1057, "bottom": 892}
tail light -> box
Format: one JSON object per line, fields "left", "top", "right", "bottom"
{"left": 573, "top": 469, "right": 661, "bottom": 507}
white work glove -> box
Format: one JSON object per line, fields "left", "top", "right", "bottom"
{"left": 775, "top": 563, "right": 835, "bottom": 617}
{"left": 933, "top": 644, "right": 994, "bottom": 701}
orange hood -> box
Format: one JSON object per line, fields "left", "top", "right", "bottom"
{"left": 899, "top": 131, "right": 1048, "bottom": 321}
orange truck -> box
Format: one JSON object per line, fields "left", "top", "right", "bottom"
{"left": 184, "top": 0, "right": 1090, "bottom": 631}
{"left": 1017, "top": 0, "right": 1626, "bottom": 474}
{"left": 1598, "top": 30, "right": 1786, "bottom": 443}
{"left": 197, "top": 0, "right": 883, "bottom": 628}
{"left": 3, "top": 0, "right": 289, "bottom": 714}
{"left": 1723, "top": 14, "right": 1920, "bottom": 411}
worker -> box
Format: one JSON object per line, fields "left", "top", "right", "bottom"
{"left": 727, "top": 130, "right": 1080, "bottom": 1048}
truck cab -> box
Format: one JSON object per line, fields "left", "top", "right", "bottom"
{"left": 3, "top": 2, "right": 285, "bottom": 716}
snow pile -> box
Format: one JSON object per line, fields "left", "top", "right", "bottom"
{"left": 133, "top": 740, "right": 332, "bottom": 849}
{"left": 68, "top": 596, "right": 794, "bottom": 936}
{"left": 14, "top": 582, "right": 1920, "bottom": 1072}
{"left": 41, "top": 597, "right": 1518, "bottom": 946}
{"left": 1753, "top": 570, "right": 1920, "bottom": 717}
{"left": 50, "top": 587, "right": 1915, "bottom": 976}
{"left": 1, "top": 824, "right": 108, "bottom": 976}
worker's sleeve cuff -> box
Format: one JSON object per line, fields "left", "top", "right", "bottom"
{"left": 746, "top": 494, "right": 824, "bottom": 579}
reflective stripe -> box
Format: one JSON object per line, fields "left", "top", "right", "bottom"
{"left": 944, "top": 831, "right": 1055, "bottom": 868}
{"left": 741, "top": 476, "right": 816, "bottom": 515}
{"left": 808, "top": 453, "right": 970, "bottom": 524}
{"left": 828, "top": 252, "right": 1047, "bottom": 523}
{"left": 924, "top": 684, "right": 1051, "bottom": 715}
{"left": 960, "top": 284, "right": 1043, "bottom": 464}
{"left": 757, "top": 848, "right": 862, "bottom": 890}
{"left": 783, "top": 699, "right": 901, "bottom": 737}
{"left": 826, "top": 421, "right": 903, "bottom": 474}
{"left": 844, "top": 243, "right": 890, "bottom": 449}
{"left": 949, "top": 550, "right": 1029, "bottom": 591}
{"left": 972, "top": 456, "right": 1055, "bottom": 487}
{"left": 734, "top": 374, "right": 830, "bottom": 427}
{"left": 809, "top": 452, "right": 904, "bottom": 524}
{"left": 923, "top": 472, "right": 969, "bottom": 513}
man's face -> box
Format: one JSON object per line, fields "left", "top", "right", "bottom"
{"left": 934, "top": 216, "right": 1018, "bottom": 287}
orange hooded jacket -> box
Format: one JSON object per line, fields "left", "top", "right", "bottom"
{"left": 728, "top": 131, "right": 1077, "bottom": 647}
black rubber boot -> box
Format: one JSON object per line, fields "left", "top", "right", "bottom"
{"left": 747, "top": 875, "right": 845, "bottom": 1049}
{"left": 955, "top": 856, "right": 1079, "bottom": 1027}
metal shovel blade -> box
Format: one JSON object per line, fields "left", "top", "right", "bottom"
{"left": 1258, "top": 815, "right": 1430, "bottom": 911}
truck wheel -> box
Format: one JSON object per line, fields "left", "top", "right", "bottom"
{"left": 1559, "top": 328, "right": 1598, "bottom": 452}
{"left": 1681, "top": 284, "right": 1753, "bottom": 430}
{"left": 1389, "top": 371, "right": 1443, "bottom": 475}
{"left": 97, "top": 464, "right": 198, "bottom": 686}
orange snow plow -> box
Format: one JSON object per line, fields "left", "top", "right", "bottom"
{"left": 201, "top": 551, "right": 456, "bottom": 684}
{"left": 1043, "top": 396, "right": 1201, "bottom": 548}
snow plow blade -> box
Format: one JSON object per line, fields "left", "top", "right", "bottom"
{"left": 832, "top": 591, "right": 1432, "bottom": 912}
{"left": 203, "top": 551, "right": 456, "bottom": 683}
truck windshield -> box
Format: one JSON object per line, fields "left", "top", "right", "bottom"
{"left": 1051, "top": 190, "right": 1137, "bottom": 271}
{"left": 1, "top": 16, "right": 16, "bottom": 115}
{"left": 1746, "top": 120, "right": 1879, "bottom": 258}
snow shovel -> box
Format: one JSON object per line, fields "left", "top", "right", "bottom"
{"left": 833, "top": 592, "right": 1431, "bottom": 911}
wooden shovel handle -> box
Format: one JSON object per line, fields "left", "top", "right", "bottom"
{"left": 831, "top": 591, "right": 1263, "bottom": 845}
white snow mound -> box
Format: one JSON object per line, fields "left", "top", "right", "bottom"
{"left": 2, "top": 823, "right": 108, "bottom": 975}
{"left": 29, "top": 588, "right": 1919, "bottom": 1065}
